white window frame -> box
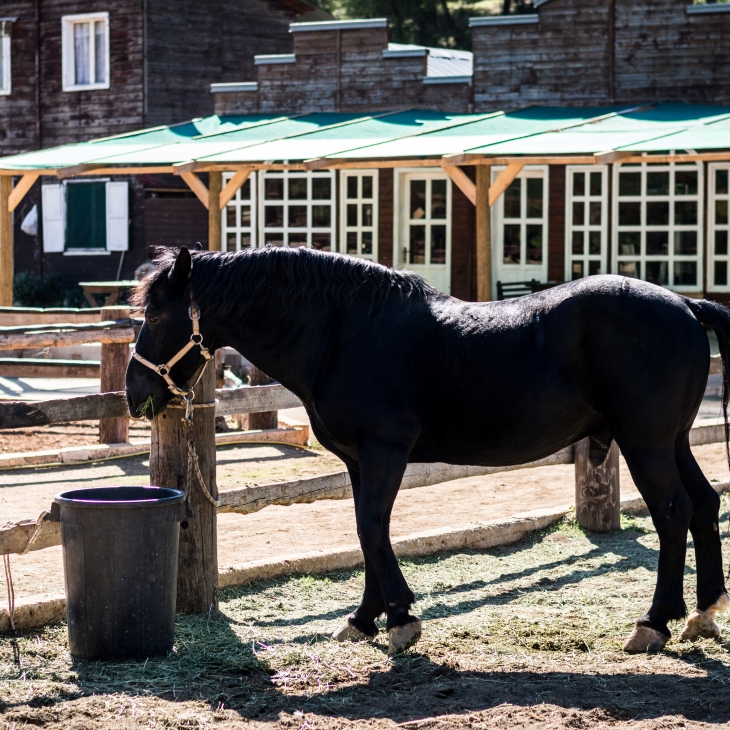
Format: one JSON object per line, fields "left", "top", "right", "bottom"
{"left": 0, "top": 32, "right": 11, "bottom": 96}
{"left": 612, "top": 161, "right": 704, "bottom": 292}
{"left": 221, "top": 172, "right": 257, "bottom": 251}
{"left": 708, "top": 163, "right": 730, "bottom": 293}
{"left": 62, "top": 12, "right": 110, "bottom": 92}
{"left": 565, "top": 165, "right": 609, "bottom": 281}
{"left": 339, "top": 170, "right": 379, "bottom": 261}
{"left": 258, "top": 169, "right": 336, "bottom": 250}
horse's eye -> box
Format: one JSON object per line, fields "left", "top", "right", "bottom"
{"left": 146, "top": 314, "right": 159, "bottom": 324}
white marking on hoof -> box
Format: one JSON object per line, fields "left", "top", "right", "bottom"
{"left": 387, "top": 618, "right": 422, "bottom": 655}
{"left": 680, "top": 592, "right": 730, "bottom": 642}
{"left": 331, "top": 620, "right": 372, "bottom": 643}
{"left": 623, "top": 625, "right": 669, "bottom": 653}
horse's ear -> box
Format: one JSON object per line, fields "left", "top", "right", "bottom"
{"left": 194, "top": 242, "right": 203, "bottom": 251}
{"left": 169, "top": 247, "right": 192, "bottom": 289}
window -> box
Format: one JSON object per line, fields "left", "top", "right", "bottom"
{"left": 0, "top": 22, "right": 11, "bottom": 96}
{"left": 41, "top": 181, "right": 128, "bottom": 254}
{"left": 221, "top": 172, "right": 257, "bottom": 251}
{"left": 612, "top": 162, "right": 703, "bottom": 291}
{"left": 259, "top": 170, "right": 335, "bottom": 250}
{"left": 62, "top": 13, "right": 110, "bottom": 91}
{"left": 340, "top": 171, "right": 378, "bottom": 260}
{"left": 709, "top": 164, "right": 730, "bottom": 292}
{"left": 566, "top": 166, "right": 608, "bottom": 280}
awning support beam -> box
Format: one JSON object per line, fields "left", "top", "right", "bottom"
{"left": 180, "top": 171, "right": 210, "bottom": 210}
{"left": 219, "top": 170, "right": 251, "bottom": 210}
{"left": 8, "top": 173, "right": 41, "bottom": 212}
{"left": 489, "top": 163, "right": 525, "bottom": 206}
{"left": 440, "top": 163, "right": 476, "bottom": 206}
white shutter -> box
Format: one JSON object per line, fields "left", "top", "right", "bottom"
{"left": 106, "top": 181, "right": 129, "bottom": 251}
{"left": 41, "top": 184, "right": 65, "bottom": 252}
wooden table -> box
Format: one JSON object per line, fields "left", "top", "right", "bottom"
{"left": 78, "top": 280, "right": 138, "bottom": 308}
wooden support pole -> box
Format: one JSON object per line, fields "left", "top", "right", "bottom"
{"left": 150, "top": 361, "right": 218, "bottom": 614}
{"left": 476, "top": 165, "right": 492, "bottom": 302}
{"left": 248, "top": 365, "right": 278, "bottom": 430}
{"left": 574, "top": 438, "right": 621, "bottom": 533}
{"left": 0, "top": 177, "right": 13, "bottom": 307}
{"left": 99, "top": 306, "right": 130, "bottom": 444}
{"left": 208, "top": 171, "right": 222, "bottom": 251}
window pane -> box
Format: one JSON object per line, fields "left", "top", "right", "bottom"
{"left": 589, "top": 231, "right": 601, "bottom": 255}
{"left": 619, "top": 202, "right": 641, "bottom": 225}
{"left": 526, "top": 224, "right": 542, "bottom": 264}
{"left": 312, "top": 205, "right": 331, "bottom": 227}
{"left": 0, "top": 39, "right": 4, "bottom": 90}
{"left": 240, "top": 179, "right": 251, "bottom": 200}
{"left": 288, "top": 205, "right": 307, "bottom": 227}
{"left": 717, "top": 200, "right": 729, "bottom": 225}
{"left": 265, "top": 232, "right": 284, "bottom": 246}
{"left": 675, "top": 170, "right": 698, "bottom": 196}
{"left": 646, "top": 201, "right": 669, "bottom": 226}
{"left": 674, "top": 261, "right": 697, "bottom": 287}
{"left": 362, "top": 231, "right": 373, "bottom": 255}
{"left": 346, "top": 176, "right": 358, "bottom": 199}
{"left": 346, "top": 203, "right": 357, "bottom": 227}
{"left": 674, "top": 230, "right": 697, "bottom": 256}
{"left": 226, "top": 233, "right": 236, "bottom": 252}
{"left": 346, "top": 232, "right": 357, "bottom": 254}
{"left": 74, "top": 23, "right": 91, "bottom": 85}
{"left": 289, "top": 178, "right": 307, "bottom": 200}
{"left": 646, "top": 261, "right": 669, "bottom": 286}
{"left": 312, "top": 178, "right": 331, "bottom": 200}
{"left": 526, "top": 178, "right": 543, "bottom": 218}
{"left": 646, "top": 171, "right": 669, "bottom": 196}
{"left": 410, "top": 225, "right": 425, "bottom": 264}
{"left": 589, "top": 201, "right": 601, "bottom": 226}
{"left": 241, "top": 234, "right": 251, "bottom": 249}
{"left": 717, "top": 230, "right": 729, "bottom": 255}
{"left": 572, "top": 261, "right": 584, "bottom": 280}
{"left": 265, "top": 178, "right": 283, "bottom": 200}
{"left": 312, "top": 233, "right": 331, "bottom": 251}
{"left": 504, "top": 179, "right": 520, "bottom": 219}
{"left": 431, "top": 180, "right": 447, "bottom": 219}
{"left": 572, "top": 201, "right": 584, "bottom": 226}
{"left": 619, "top": 261, "right": 640, "bottom": 278}
{"left": 590, "top": 172, "right": 602, "bottom": 196}
{"left": 588, "top": 260, "right": 601, "bottom": 276}
{"left": 503, "top": 224, "right": 520, "bottom": 264}
{"left": 573, "top": 172, "right": 585, "bottom": 197}
{"left": 265, "top": 206, "right": 283, "bottom": 227}
{"left": 674, "top": 201, "right": 697, "bottom": 225}
{"left": 572, "top": 231, "right": 583, "bottom": 255}
{"left": 226, "top": 207, "right": 236, "bottom": 227}
{"left": 619, "top": 172, "right": 641, "bottom": 196}
{"left": 431, "top": 225, "right": 446, "bottom": 264}
{"left": 619, "top": 231, "right": 640, "bottom": 255}
{"left": 646, "top": 231, "right": 668, "bottom": 256}
{"left": 410, "top": 181, "right": 426, "bottom": 219}
{"left": 289, "top": 233, "right": 307, "bottom": 247}
{"left": 362, "top": 175, "right": 373, "bottom": 199}
{"left": 717, "top": 169, "right": 729, "bottom": 196}
{"left": 716, "top": 261, "right": 728, "bottom": 287}
{"left": 94, "top": 20, "right": 106, "bottom": 84}
{"left": 240, "top": 206, "right": 251, "bottom": 227}
{"left": 362, "top": 203, "right": 373, "bottom": 227}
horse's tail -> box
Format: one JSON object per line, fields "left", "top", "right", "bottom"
{"left": 685, "top": 298, "right": 730, "bottom": 468}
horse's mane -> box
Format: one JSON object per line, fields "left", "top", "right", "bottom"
{"left": 132, "top": 245, "right": 437, "bottom": 317}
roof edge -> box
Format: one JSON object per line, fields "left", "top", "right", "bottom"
{"left": 290, "top": 18, "right": 387, "bottom": 32}
{"left": 254, "top": 54, "right": 296, "bottom": 65}
{"left": 210, "top": 82, "right": 258, "bottom": 94}
{"left": 469, "top": 14, "right": 539, "bottom": 26}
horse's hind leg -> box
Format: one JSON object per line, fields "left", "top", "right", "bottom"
{"left": 621, "top": 446, "right": 693, "bottom": 652}
{"left": 675, "top": 435, "right": 730, "bottom": 641}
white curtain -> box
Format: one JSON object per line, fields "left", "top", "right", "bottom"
{"left": 94, "top": 21, "right": 106, "bottom": 84}
{"left": 74, "top": 23, "right": 90, "bottom": 85}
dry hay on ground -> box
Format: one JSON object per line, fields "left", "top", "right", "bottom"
{"left": 4, "top": 504, "right": 730, "bottom": 729}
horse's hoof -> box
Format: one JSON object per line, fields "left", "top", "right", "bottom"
{"left": 387, "top": 618, "right": 422, "bottom": 655}
{"left": 680, "top": 593, "right": 730, "bottom": 642}
{"left": 332, "top": 620, "right": 373, "bottom": 643}
{"left": 623, "top": 625, "right": 668, "bottom": 653}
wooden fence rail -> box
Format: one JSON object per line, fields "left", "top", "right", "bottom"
{"left": 0, "top": 307, "right": 104, "bottom": 326}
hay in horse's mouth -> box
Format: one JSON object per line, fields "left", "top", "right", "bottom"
{"left": 137, "top": 395, "right": 155, "bottom": 420}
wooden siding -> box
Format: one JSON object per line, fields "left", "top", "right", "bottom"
{"left": 548, "top": 165, "right": 566, "bottom": 284}
{"left": 451, "top": 166, "right": 475, "bottom": 300}
{"left": 144, "top": 194, "right": 209, "bottom": 251}
{"left": 378, "top": 168, "right": 394, "bottom": 268}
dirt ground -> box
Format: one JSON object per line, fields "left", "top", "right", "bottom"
{"left": 4, "top": 512, "right": 730, "bottom": 729}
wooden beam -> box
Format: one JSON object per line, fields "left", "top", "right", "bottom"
{"left": 476, "top": 165, "right": 492, "bottom": 303}
{"left": 0, "top": 327, "right": 136, "bottom": 351}
{"left": 99, "top": 306, "right": 130, "bottom": 445}
{"left": 57, "top": 165, "right": 176, "bottom": 178}
{"left": 219, "top": 170, "right": 250, "bottom": 209}
{"left": 215, "top": 383, "right": 302, "bottom": 415}
{"left": 489, "top": 162, "right": 525, "bottom": 206}
{"left": 0, "top": 176, "right": 12, "bottom": 307}
{"left": 208, "top": 171, "right": 222, "bottom": 250}
{"left": 594, "top": 151, "right": 634, "bottom": 165}
{"left": 8, "top": 173, "right": 41, "bottom": 212}
{"left": 180, "top": 171, "right": 209, "bottom": 209}
{"left": 575, "top": 438, "right": 620, "bottom": 533}
{"left": 0, "top": 358, "right": 100, "bottom": 378}
{"left": 441, "top": 163, "right": 476, "bottom": 206}
{"left": 0, "top": 306, "right": 103, "bottom": 325}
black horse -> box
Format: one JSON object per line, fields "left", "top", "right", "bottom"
{"left": 126, "top": 246, "right": 730, "bottom": 654}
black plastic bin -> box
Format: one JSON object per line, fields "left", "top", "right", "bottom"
{"left": 52, "top": 486, "right": 185, "bottom": 661}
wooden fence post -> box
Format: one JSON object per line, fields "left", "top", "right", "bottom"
{"left": 249, "top": 365, "right": 278, "bottom": 430}
{"left": 574, "top": 438, "right": 621, "bottom": 532}
{"left": 149, "top": 360, "right": 218, "bottom": 614}
{"left": 476, "top": 165, "right": 492, "bottom": 303}
{"left": 99, "top": 305, "right": 130, "bottom": 444}
{"left": 0, "top": 176, "right": 13, "bottom": 308}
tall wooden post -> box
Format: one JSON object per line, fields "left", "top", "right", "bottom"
{"left": 99, "top": 305, "right": 131, "bottom": 444}
{"left": 476, "top": 165, "right": 492, "bottom": 302}
{"left": 208, "top": 172, "right": 222, "bottom": 252}
{"left": 575, "top": 438, "right": 621, "bottom": 532}
{"left": 249, "top": 365, "right": 278, "bottom": 430}
{"left": 0, "top": 176, "right": 13, "bottom": 307}
{"left": 150, "top": 361, "right": 218, "bottom": 613}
